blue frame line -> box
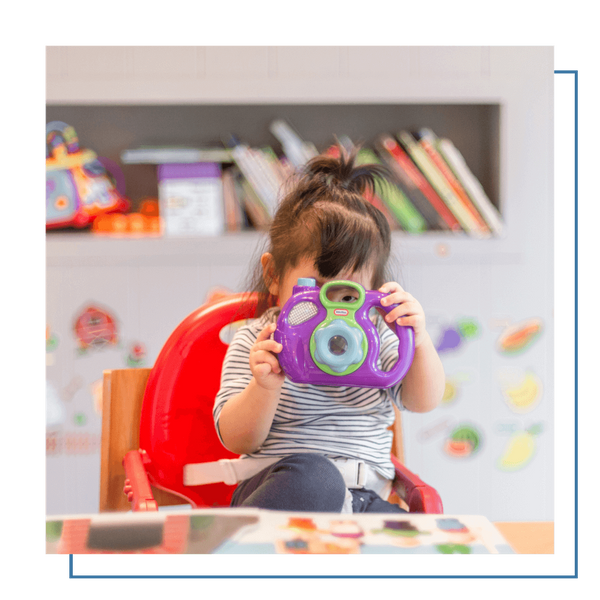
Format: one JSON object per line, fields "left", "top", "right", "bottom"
{"left": 67, "top": 554, "right": 579, "bottom": 583}
{"left": 555, "top": 69, "right": 579, "bottom": 579}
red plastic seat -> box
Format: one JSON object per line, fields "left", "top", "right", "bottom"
{"left": 122, "top": 293, "right": 443, "bottom": 513}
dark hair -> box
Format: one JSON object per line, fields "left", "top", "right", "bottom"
{"left": 245, "top": 145, "right": 394, "bottom": 315}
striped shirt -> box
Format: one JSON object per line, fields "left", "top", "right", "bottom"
{"left": 213, "top": 308, "right": 405, "bottom": 480}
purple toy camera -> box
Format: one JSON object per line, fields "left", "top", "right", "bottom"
{"left": 273, "top": 279, "right": 415, "bottom": 388}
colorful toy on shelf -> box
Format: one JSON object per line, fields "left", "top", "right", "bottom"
{"left": 92, "top": 199, "right": 161, "bottom": 236}
{"left": 274, "top": 279, "right": 415, "bottom": 388}
{"left": 46, "top": 121, "right": 129, "bottom": 229}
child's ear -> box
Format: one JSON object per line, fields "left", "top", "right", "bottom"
{"left": 260, "top": 253, "right": 279, "bottom": 295}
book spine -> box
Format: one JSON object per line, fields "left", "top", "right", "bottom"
{"left": 376, "top": 135, "right": 460, "bottom": 231}
{"left": 398, "top": 131, "right": 484, "bottom": 237}
{"left": 363, "top": 187, "right": 400, "bottom": 230}
{"left": 355, "top": 148, "right": 425, "bottom": 232}
{"left": 250, "top": 148, "right": 283, "bottom": 205}
{"left": 229, "top": 143, "right": 278, "bottom": 215}
{"left": 221, "top": 169, "right": 244, "bottom": 231}
{"left": 436, "top": 138, "right": 504, "bottom": 236}
{"left": 232, "top": 167, "right": 271, "bottom": 229}
{"left": 416, "top": 129, "right": 491, "bottom": 236}
{"left": 259, "top": 147, "right": 291, "bottom": 202}
{"left": 120, "top": 148, "right": 231, "bottom": 164}
{"left": 270, "top": 119, "right": 318, "bottom": 169}
{"left": 376, "top": 179, "right": 428, "bottom": 233}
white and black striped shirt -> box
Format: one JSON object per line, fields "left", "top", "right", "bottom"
{"left": 213, "top": 308, "right": 405, "bottom": 480}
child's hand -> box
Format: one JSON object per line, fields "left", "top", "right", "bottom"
{"left": 250, "top": 323, "right": 285, "bottom": 390}
{"left": 379, "top": 282, "right": 429, "bottom": 348}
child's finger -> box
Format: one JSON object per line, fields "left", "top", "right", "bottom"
{"left": 254, "top": 339, "right": 283, "bottom": 354}
{"left": 384, "top": 301, "right": 419, "bottom": 323}
{"left": 379, "top": 282, "right": 405, "bottom": 295}
{"left": 252, "top": 350, "right": 282, "bottom": 374}
{"left": 254, "top": 363, "right": 274, "bottom": 378}
{"left": 380, "top": 291, "right": 412, "bottom": 308}
{"left": 255, "top": 322, "right": 277, "bottom": 342}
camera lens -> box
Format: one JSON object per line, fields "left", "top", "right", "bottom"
{"left": 328, "top": 335, "right": 348, "bottom": 356}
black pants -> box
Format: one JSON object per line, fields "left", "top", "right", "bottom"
{"left": 231, "top": 453, "right": 406, "bottom": 513}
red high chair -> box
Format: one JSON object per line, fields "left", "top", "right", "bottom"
{"left": 99, "top": 293, "right": 443, "bottom": 514}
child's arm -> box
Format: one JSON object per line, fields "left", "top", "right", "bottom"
{"left": 217, "top": 323, "right": 285, "bottom": 454}
{"left": 379, "top": 283, "right": 445, "bottom": 413}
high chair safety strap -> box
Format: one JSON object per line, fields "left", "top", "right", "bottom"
{"left": 183, "top": 456, "right": 391, "bottom": 497}
{"left": 330, "top": 458, "right": 368, "bottom": 489}
{"left": 183, "top": 457, "right": 280, "bottom": 487}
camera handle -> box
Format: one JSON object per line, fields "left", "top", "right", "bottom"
{"left": 362, "top": 291, "right": 415, "bottom": 387}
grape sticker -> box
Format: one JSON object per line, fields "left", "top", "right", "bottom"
{"left": 435, "top": 318, "right": 481, "bottom": 354}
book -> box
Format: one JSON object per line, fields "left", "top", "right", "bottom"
{"left": 141, "top": 129, "right": 501, "bottom": 237}
{"left": 251, "top": 147, "right": 287, "bottom": 205}
{"left": 261, "top": 146, "right": 295, "bottom": 190}
{"left": 398, "top": 130, "right": 489, "bottom": 238}
{"left": 435, "top": 137, "right": 504, "bottom": 236}
{"left": 231, "top": 167, "right": 271, "bottom": 229}
{"left": 47, "top": 509, "right": 516, "bottom": 555}
{"left": 121, "top": 146, "right": 231, "bottom": 164}
{"left": 270, "top": 119, "right": 318, "bottom": 169}
{"left": 376, "top": 134, "right": 460, "bottom": 232}
{"left": 414, "top": 128, "right": 493, "bottom": 237}
{"left": 221, "top": 168, "right": 245, "bottom": 232}
{"left": 225, "top": 136, "right": 279, "bottom": 216}
{"left": 355, "top": 147, "right": 427, "bottom": 233}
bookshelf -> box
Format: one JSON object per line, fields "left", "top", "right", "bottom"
{"left": 45, "top": 103, "right": 501, "bottom": 220}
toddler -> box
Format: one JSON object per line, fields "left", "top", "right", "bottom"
{"left": 214, "top": 147, "right": 445, "bottom": 513}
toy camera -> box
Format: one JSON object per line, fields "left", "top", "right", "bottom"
{"left": 273, "top": 279, "right": 415, "bottom": 388}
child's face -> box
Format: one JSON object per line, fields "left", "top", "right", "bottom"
{"left": 263, "top": 254, "right": 375, "bottom": 308}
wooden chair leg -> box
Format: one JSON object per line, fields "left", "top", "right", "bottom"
{"left": 100, "top": 369, "right": 151, "bottom": 512}
{"left": 100, "top": 368, "right": 193, "bottom": 512}
{"left": 390, "top": 404, "right": 405, "bottom": 465}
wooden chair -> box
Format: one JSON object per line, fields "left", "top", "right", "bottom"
{"left": 100, "top": 368, "right": 185, "bottom": 512}
{"left": 100, "top": 293, "right": 443, "bottom": 514}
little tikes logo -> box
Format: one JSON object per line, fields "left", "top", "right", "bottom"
{"left": 333, "top": 309, "right": 349, "bottom": 316}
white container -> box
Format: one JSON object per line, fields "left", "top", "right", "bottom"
{"left": 158, "top": 163, "right": 224, "bottom": 236}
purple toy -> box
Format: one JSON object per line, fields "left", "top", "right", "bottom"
{"left": 273, "top": 279, "right": 415, "bottom": 388}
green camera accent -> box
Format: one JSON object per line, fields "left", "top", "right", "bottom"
{"left": 310, "top": 281, "right": 368, "bottom": 376}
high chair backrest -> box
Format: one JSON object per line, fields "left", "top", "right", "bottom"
{"left": 139, "top": 293, "right": 258, "bottom": 508}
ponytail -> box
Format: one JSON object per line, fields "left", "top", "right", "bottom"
{"left": 292, "top": 145, "right": 390, "bottom": 217}
{"left": 246, "top": 143, "right": 393, "bottom": 315}
{"left": 304, "top": 146, "right": 388, "bottom": 193}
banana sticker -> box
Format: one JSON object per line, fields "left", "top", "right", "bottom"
{"left": 498, "top": 368, "right": 543, "bottom": 414}
{"left": 497, "top": 423, "right": 543, "bottom": 471}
